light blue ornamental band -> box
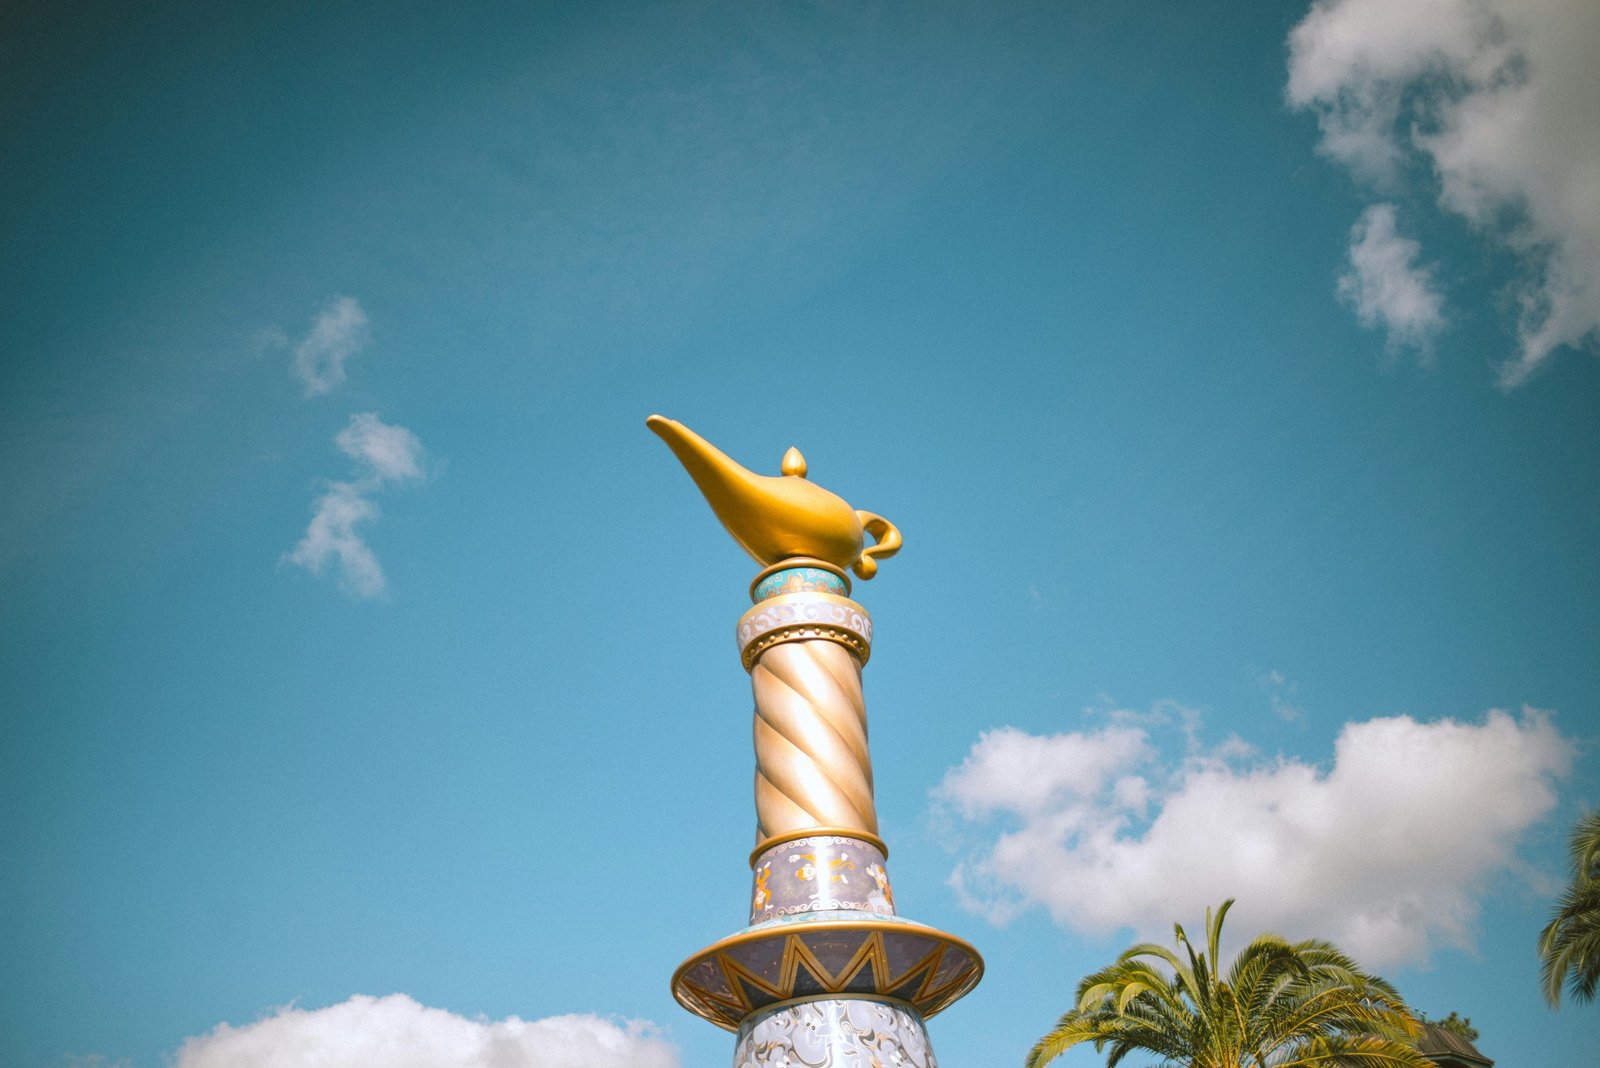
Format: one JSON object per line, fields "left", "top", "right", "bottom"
{"left": 752, "top": 565, "right": 851, "bottom": 602}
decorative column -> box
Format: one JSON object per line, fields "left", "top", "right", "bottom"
{"left": 648, "top": 415, "right": 982, "bottom": 1068}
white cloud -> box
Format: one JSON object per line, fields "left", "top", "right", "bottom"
{"left": 292, "top": 296, "right": 370, "bottom": 396}
{"left": 938, "top": 725, "right": 1150, "bottom": 822}
{"left": 1287, "top": 0, "right": 1600, "bottom": 386}
{"left": 936, "top": 706, "right": 1570, "bottom": 968}
{"left": 172, "top": 994, "right": 679, "bottom": 1068}
{"left": 1338, "top": 204, "right": 1446, "bottom": 358}
{"left": 336, "top": 412, "right": 426, "bottom": 482}
{"left": 1257, "top": 669, "right": 1304, "bottom": 722}
{"left": 285, "top": 413, "right": 428, "bottom": 599}
{"left": 285, "top": 482, "right": 387, "bottom": 598}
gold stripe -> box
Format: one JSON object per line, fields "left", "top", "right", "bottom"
{"left": 736, "top": 990, "right": 925, "bottom": 1023}
{"left": 751, "top": 640, "right": 878, "bottom": 839}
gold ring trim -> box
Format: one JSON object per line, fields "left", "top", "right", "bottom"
{"left": 750, "top": 826, "right": 889, "bottom": 867}
{"left": 676, "top": 917, "right": 985, "bottom": 969}
{"left": 737, "top": 592, "right": 872, "bottom": 672}
{"left": 737, "top": 990, "right": 927, "bottom": 1022}
{"left": 742, "top": 625, "right": 869, "bottom": 671}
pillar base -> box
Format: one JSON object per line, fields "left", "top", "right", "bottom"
{"left": 733, "top": 997, "right": 937, "bottom": 1068}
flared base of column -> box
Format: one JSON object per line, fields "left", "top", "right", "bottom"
{"left": 733, "top": 997, "right": 937, "bottom": 1068}
{"left": 672, "top": 911, "right": 982, "bottom": 1032}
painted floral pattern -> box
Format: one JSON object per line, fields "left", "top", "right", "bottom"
{"left": 734, "top": 999, "right": 936, "bottom": 1067}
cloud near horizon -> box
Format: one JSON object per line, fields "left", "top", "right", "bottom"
{"left": 936, "top": 706, "right": 1570, "bottom": 969}
{"left": 1287, "top": 0, "right": 1600, "bottom": 386}
{"left": 291, "top": 296, "right": 370, "bottom": 396}
{"left": 171, "top": 994, "right": 679, "bottom": 1068}
{"left": 286, "top": 412, "right": 428, "bottom": 599}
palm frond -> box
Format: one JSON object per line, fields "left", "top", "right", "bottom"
{"left": 1538, "top": 810, "right": 1600, "bottom": 1008}
{"left": 1027, "top": 902, "right": 1424, "bottom": 1068}
{"left": 1278, "top": 1034, "right": 1433, "bottom": 1068}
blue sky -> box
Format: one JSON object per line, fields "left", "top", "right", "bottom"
{"left": 2, "top": 1, "right": 1597, "bottom": 1066}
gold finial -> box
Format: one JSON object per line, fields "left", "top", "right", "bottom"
{"left": 646, "top": 415, "right": 901, "bottom": 579}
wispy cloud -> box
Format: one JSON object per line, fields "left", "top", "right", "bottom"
{"left": 285, "top": 412, "right": 428, "bottom": 599}
{"left": 285, "top": 481, "right": 387, "bottom": 598}
{"left": 936, "top": 705, "right": 1569, "bottom": 968}
{"left": 291, "top": 296, "right": 369, "bottom": 396}
{"left": 172, "top": 994, "right": 679, "bottom": 1068}
{"left": 1337, "top": 204, "right": 1445, "bottom": 359}
{"left": 1257, "top": 669, "right": 1304, "bottom": 722}
{"left": 334, "top": 412, "right": 426, "bottom": 481}
{"left": 1287, "top": 0, "right": 1600, "bottom": 386}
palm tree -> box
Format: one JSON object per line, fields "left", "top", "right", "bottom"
{"left": 1538, "top": 810, "right": 1600, "bottom": 1007}
{"left": 1026, "top": 900, "right": 1427, "bottom": 1068}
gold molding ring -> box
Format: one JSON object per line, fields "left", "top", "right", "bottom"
{"left": 737, "top": 592, "right": 873, "bottom": 672}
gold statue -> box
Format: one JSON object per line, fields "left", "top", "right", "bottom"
{"left": 654, "top": 414, "right": 984, "bottom": 1043}
{"left": 648, "top": 414, "right": 895, "bottom": 843}
{"left": 645, "top": 415, "right": 901, "bottom": 578}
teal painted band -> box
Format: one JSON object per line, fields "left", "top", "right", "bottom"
{"left": 753, "top": 566, "right": 850, "bottom": 602}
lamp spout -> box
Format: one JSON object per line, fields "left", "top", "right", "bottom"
{"left": 645, "top": 415, "right": 898, "bottom": 579}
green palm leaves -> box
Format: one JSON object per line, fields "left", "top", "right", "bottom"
{"left": 1538, "top": 810, "right": 1600, "bottom": 1008}
{"left": 1026, "top": 900, "right": 1426, "bottom": 1068}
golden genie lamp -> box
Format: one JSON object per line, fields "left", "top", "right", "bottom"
{"left": 648, "top": 415, "right": 981, "bottom": 1068}
{"left": 646, "top": 414, "right": 902, "bottom": 579}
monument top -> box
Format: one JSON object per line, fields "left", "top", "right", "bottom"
{"left": 646, "top": 414, "right": 901, "bottom": 579}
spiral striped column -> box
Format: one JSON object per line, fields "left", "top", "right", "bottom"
{"left": 739, "top": 565, "right": 877, "bottom": 843}
{"left": 671, "top": 561, "right": 982, "bottom": 1068}
{"left": 750, "top": 636, "right": 876, "bottom": 839}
